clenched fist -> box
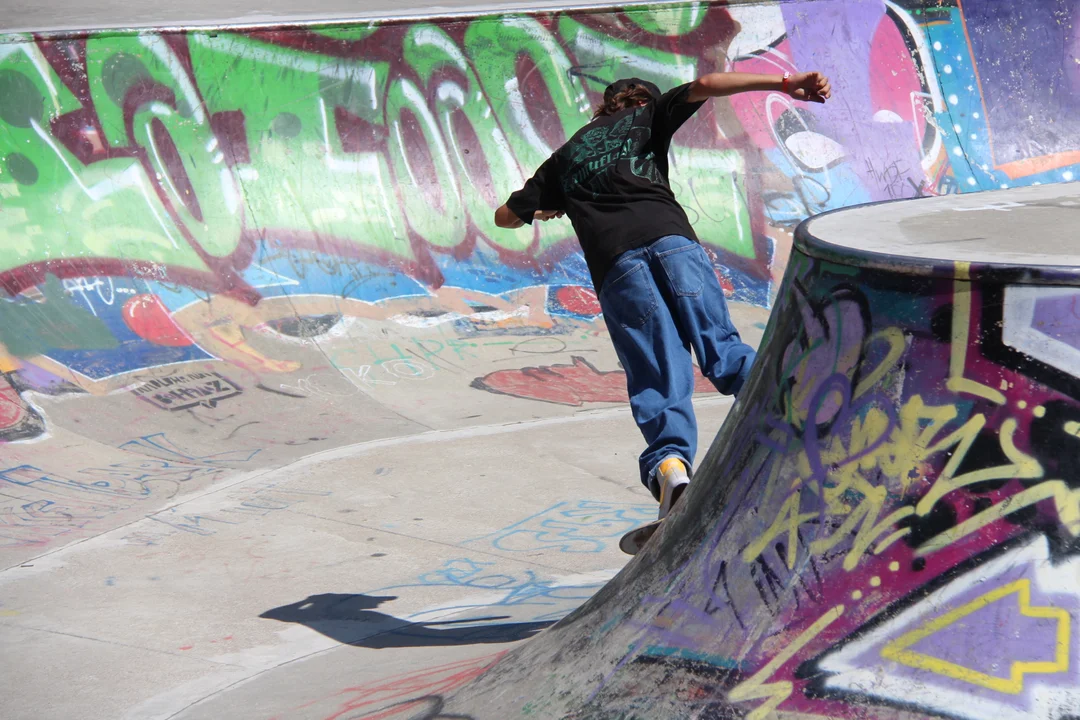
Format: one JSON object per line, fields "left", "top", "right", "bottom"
{"left": 787, "top": 71, "right": 832, "bottom": 104}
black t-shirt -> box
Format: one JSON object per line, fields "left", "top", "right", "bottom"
{"left": 506, "top": 83, "right": 705, "bottom": 292}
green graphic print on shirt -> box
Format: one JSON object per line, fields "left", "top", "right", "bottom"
{"left": 561, "top": 113, "right": 664, "bottom": 197}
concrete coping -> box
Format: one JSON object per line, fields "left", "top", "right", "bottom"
{"left": 3, "top": 0, "right": 682, "bottom": 35}
{"left": 796, "top": 182, "right": 1080, "bottom": 283}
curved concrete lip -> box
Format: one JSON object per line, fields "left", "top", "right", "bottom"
{"left": 3, "top": 0, "right": 639, "bottom": 34}
{"left": 798, "top": 182, "right": 1080, "bottom": 281}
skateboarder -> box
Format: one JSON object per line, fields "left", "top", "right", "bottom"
{"left": 494, "top": 71, "right": 832, "bottom": 534}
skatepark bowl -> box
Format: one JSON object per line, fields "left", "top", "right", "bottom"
{"left": 1, "top": 1, "right": 1080, "bottom": 719}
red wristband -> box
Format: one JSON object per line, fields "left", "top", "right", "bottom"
{"left": 782, "top": 72, "right": 791, "bottom": 94}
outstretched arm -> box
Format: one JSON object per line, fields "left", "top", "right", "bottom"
{"left": 686, "top": 71, "right": 831, "bottom": 103}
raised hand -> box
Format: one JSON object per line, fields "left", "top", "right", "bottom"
{"left": 787, "top": 71, "right": 832, "bottom": 104}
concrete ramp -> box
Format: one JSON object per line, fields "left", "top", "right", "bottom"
{"left": 1, "top": 1, "right": 1079, "bottom": 718}
{"left": 445, "top": 181, "right": 1080, "bottom": 719}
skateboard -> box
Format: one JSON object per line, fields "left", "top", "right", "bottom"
{"left": 619, "top": 517, "right": 664, "bottom": 556}
{"left": 619, "top": 482, "right": 688, "bottom": 555}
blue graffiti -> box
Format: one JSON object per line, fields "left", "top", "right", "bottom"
{"left": 465, "top": 500, "right": 655, "bottom": 554}
{"left": 376, "top": 557, "right": 610, "bottom": 624}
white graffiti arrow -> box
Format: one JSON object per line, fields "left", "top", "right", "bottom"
{"left": 812, "top": 534, "right": 1080, "bottom": 720}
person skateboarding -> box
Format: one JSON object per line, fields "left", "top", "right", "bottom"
{"left": 494, "top": 71, "right": 832, "bottom": 553}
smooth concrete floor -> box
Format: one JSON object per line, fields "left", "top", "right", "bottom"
{"left": 0, "top": 401, "right": 737, "bottom": 720}
{"left": 0, "top": 301, "right": 767, "bottom": 720}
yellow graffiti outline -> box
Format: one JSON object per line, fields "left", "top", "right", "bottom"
{"left": 918, "top": 480, "right": 1080, "bottom": 555}
{"left": 742, "top": 263, "right": 1080, "bottom": 574}
{"left": 728, "top": 605, "right": 846, "bottom": 720}
{"left": 874, "top": 527, "right": 912, "bottom": 555}
{"left": 947, "top": 265, "right": 1006, "bottom": 405}
{"left": 881, "top": 579, "right": 1070, "bottom": 693}
{"left": 916, "top": 416, "right": 1044, "bottom": 516}
{"left": 742, "top": 489, "right": 817, "bottom": 569}
{"left": 808, "top": 489, "right": 915, "bottom": 572}
{"left": 743, "top": 391, "right": 1057, "bottom": 572}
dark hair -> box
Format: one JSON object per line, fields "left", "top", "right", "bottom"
{"left": 593, "top": 85, "right": 654, "bottom": 119}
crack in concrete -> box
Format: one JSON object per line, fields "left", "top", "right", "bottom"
{"left": 0, "top": 621, "right": 248, "bottom": 669}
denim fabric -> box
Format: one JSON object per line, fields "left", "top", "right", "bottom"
{"left": 599, "top": 235, "right": 757, "bottom": 491}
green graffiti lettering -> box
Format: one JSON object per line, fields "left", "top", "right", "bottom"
{"left": 6, "top": 2, "right": 959, "bottom": 301}
{"left": 186, "top": 34, "right": 415, "bottom": 263}
{"left": 403, "top": 24, "right": 522, "bottom": 247}
{"left": 465, "top": 16, "right": 583, "bottom": 254}
{"left": 385, "top": 76, "right": 468, "bottom": 248}
{"left": 0, "top": 43, "right": 211, "bottom": 277}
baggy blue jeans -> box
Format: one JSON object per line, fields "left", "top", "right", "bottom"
{"left": 599, "top": 235, "right": 757, "bottom": 495}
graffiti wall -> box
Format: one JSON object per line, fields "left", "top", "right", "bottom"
{"left": 658, "top": 255, "right": 1080, "bottom": 720}
{"left": 1, "top": 0, "right": 1078, "bottom": 550}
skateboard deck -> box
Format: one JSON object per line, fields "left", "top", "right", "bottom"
{"left": 619, "top": 518, "right": 663, "bottom": 556}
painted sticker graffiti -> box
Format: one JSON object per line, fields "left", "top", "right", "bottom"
{"left": 131, "top": 371, "right": 243, "bottom": 411}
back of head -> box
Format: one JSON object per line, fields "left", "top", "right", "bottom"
{"left": 593, "top": 78, "right": 662, "bottom": 119}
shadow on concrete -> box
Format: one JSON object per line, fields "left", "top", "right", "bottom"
{"left": 260, "top": 593, "right": 553, "bottom": 648}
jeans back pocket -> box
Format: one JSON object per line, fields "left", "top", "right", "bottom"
{"left": 658, "top": 243, "right": 707, "bottom": 297}
{"left": 600, "top": 262, "right": 658, "bottom": 329}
